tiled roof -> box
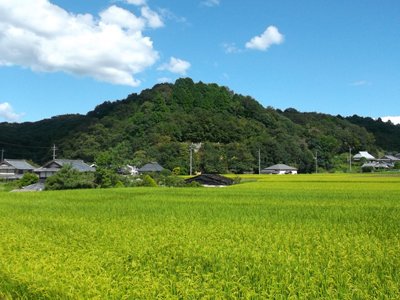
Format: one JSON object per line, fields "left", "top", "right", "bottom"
{"left": 262, "top": 164, "right": 298, "bottom": 171}
{"left": 41, "top": 159, "right": 95, "bottom": 172}
{"left": 138, "top": 162, "right": 164, "bottom": 172}
{"left": 3, "top": 159, "right": 35, "bottom": 170}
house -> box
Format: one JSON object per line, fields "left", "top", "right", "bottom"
{"left": 378, "top": 155, "right": 400, "bottom": 166}
{"left": 34, "top": 159, "right": 95, "bottom": 183}
{"left": 138, "top": 162, "right": 164, "bottom": 173}
{"left": 0, "top": 159, "right": 36, "bottom": 181}
{"left": 184, "top": 174, "right": 234, "bottom": 187}
{"left": 260, "top": 164, "right": 298, "bottom": 175}
{"left": 361, "top": 162, "right": 391, "bottom": 170}
{"left": 353, "top": 151, "right": 375, "bottom": 162}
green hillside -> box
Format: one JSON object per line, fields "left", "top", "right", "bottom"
{"left": 1, "top": 78, "right": 398, "bottom": 173}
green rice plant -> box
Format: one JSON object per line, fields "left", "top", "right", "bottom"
{"left": 0, "top": 173, "right": 399, "bottom": 299}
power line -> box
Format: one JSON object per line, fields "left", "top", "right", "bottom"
{"left": 0, "top": 141, "right": 50, "bottom": 149}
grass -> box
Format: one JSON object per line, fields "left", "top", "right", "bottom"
{"left": 0, "top": 174, "right": 399, "bottom": 299}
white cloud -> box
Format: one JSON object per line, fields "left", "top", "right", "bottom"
{"left": 380, "top": 116, "right": 400, "bottom": 125}
{"left": 157, "top": 77, "right": 172, "bottom": 82}
{"left": 349, "top": 81, "right": 371, "bottom": 86}
{"left": 126, "top": 0, "right": 147, "bottom": 5}
{"left": 0, "top": 102, "right": 25, "bottom": 122}
{"left": 158, "top": 8, "right": 187, "bottom": 23}
{"left": 201, "top": 0, "right": 220, "bottom": 7}
{"left": 222, "top": 43, "right": 241, "bottom": 53}
{"left": 245, "top": 26, "right": 284, "bottom": 51}
{"left": 0, "top": 0, "right": 161, "bottom": 86}
{"left": 141, "top": 6, "right": 164, "bottom": 28}
{"left": 157, "top": 57, "right": 191, "bottom": 75}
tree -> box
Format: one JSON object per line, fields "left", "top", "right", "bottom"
{"left": 45, "top": 164, "right": 95, "bottom": 190}
{"left": 142, "top": 175, "right": 157, "bottom": 187}
{"left": 19, "top": 173, "right": 39, "bottom": 188}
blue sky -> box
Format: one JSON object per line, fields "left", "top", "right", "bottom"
{"left": 0, "top": 0, "right": 399, "bottom": 123}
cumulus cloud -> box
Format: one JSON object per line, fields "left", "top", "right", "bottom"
{"left": 0, "top": 102, "right": 25, "bottom": 122}
{"left": 0, "top": 0, "right": 163, "bottom": 86}
{"left": 201, "top": 0, "right": 220, "bottom": 7}
{"left": 380, "top": 116, "right": 400, "bottom": 125}
{"left": 157, "top": 57, "right": 191, "bottom": 75}
{"left": 245, "top": 26, "right": 284, "bottom": 51}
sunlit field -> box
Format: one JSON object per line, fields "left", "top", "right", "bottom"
{"left": 1, "top": 174, "right": 399, "bottom": 299}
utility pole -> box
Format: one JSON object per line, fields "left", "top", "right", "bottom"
{"left": 1, "top": 149, "right": 4, "bottom": 162}
{"left": 315, "top": 151, "right": 318, "bottom": 173}
{"left": 52, "top": 144, "right": 57, "bottom": 160}
{"left": 349, "top": 147, "right": 352, "bottom": 172}
{"left": 258, "top": 148, "right": 261, "bottom": 174}
{"left": 189, "top": 143, "right": 193, "bottom": 176}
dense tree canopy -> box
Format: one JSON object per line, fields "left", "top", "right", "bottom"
{"left": 1, "top": 78, "right": 398, "bottom": 173}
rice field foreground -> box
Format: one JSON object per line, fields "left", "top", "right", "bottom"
{"left": 0, "top": 174, "right": 399, "bottom": 299}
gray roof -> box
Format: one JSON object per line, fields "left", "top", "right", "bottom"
{"left": 22, "top": 183, "right": 45, "bottom": 191}
{"left": 262, "top": 164, "right": 298, "bottom": 171}
{"left": 2, "top": 159, "right": 36, "bottom": 170}
{"left": 41, "top": 159, "right": 95, "bottom": 172}
{"left": 138, "top": 161, "right": 164, "bottom": 172}
{"left": 380, "top": 155, "right": 400, "bottom": 161}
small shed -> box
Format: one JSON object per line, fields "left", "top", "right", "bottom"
{"left": 138, "top": 162, "right": 164, "bottom": 173}
{"left": 260, "top": 164, "right": 298, "bottom": 175}
{"left": 184, "top": 174, "right": 234, "bottom": 187}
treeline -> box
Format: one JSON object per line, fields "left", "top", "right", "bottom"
{"left": 0, "top": 78, "right": 397, "bottom": 173}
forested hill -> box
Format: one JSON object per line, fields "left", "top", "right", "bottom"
{"left": 1, "top": 78, "right": 399, "bottom": 173}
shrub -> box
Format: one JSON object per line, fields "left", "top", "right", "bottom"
{"left": 184, "top": 181, "right": 204, "bottom": 188}
{"left": 165, "top": 175, "right": 185, "bottom": 187}
{"left": 362, "top": 166, "right": 374, "bottom": 173}
{"left": 19, "top": 173, "right": 39, "bottom": 188}
{"left": 172, "top": 167, "right": 180, "bottom": 175}
{"left": 45, "top": 164, "right": 95, "bottom": 190}
{"left": 114, "top": 180, "right": 125, "bottom": 188}
{"left": 233, "top": 176, "right": 242, "bottom": 185}
{"left": 160, "top": 169, "right": 173, "bottom": 177}
{"left": 142, "top": 175, "right": 157, "bottom": 187}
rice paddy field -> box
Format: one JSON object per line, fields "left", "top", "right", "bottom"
{"left": 0, "top": 174, "right": 399, "bottom": 299}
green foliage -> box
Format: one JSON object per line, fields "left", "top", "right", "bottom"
{"left": 233, "top": 175, "right": 242, "bottom": 185}
{"left": 160, "top": 169, "right": 173, "bottom": 177}
{"left": 18, "top": 173, "right": 39, "bottom": 188}
{"left": 141, "top": 174, "right": 157, "bottom": 187}
{"left": 2, "top": 78, "right": 398, "bottom": 175}
{"left": 362, "top": 166, "right": 374, "bottom": 173}
{"left": 94, "top": 167, "right": 120, "bottom": 188}
{"left": 184, "top": 180, "right": 204, "bottom": 187}
{"left": 45, "top": 164, "right": 95, "bottom": 190}
{"left": 172, "top": 167, "right": 180, "bottom": 175}
{"left": 114, "top": 180, "right": 125, "bottom": 188}
{"left": 164, "top": 175, "right": 185, "bottom": 187}
{"left": 394, "top": 161, "right": 400, "bottom": 169}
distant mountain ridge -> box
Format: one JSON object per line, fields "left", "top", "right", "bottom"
{"left": 1, "top": 78, "right": 399, "bottom": 173}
